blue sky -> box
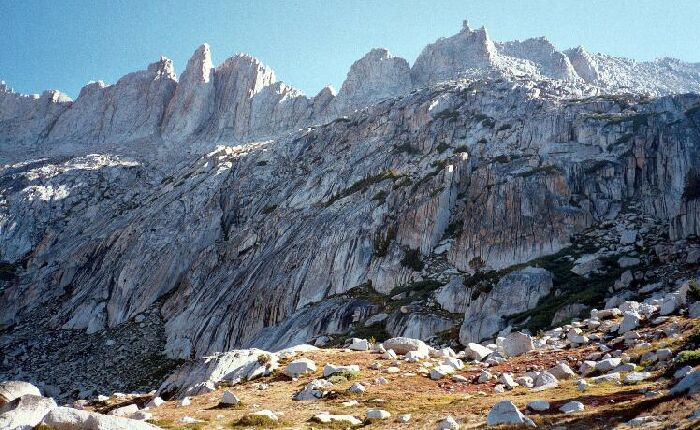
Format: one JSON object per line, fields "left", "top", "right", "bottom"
{"left": 2, "top": 1, "right": 699, "bottom": 99}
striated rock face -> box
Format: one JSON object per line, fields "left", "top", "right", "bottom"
{"left": 162, "top": 44, "right": 215, "bottom": 141}
{"left": 0, "top": 82, "right": 71, "bottom": 152}
{"left": 1, "top": 19, "right": 700, "bottom": 399}
{"left": 2, "top": 78, "right": 698, "bottom": 366}
{"left": 459, "top": 267, "right": 553, "bottom": 343}
{"left": 334, "top": 48, "right": 412, "bottom": 113}
{"left": 49, "top": 57, "right": 177, "bottom": 147}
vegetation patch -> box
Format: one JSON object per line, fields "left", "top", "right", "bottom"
{"left": 436, "top": 141, "right": 450, "bottom": 153}
{"left": 371, "top": 190, "right": 388, "bottom": 204}
{"left": 443, "top": 219, "right": 464, "bottom": 239}
{"left": 373, "top": 225, "right": 397, "bottom": 257}
{"left": 434, "top": 109, "right": 459, "bottom": 121}
{"left": 262, "top": 204, "right": 277, "bottom": 214}
{"left": 676, "top": 349, "right": 700, "bottom": 367}
{"left": 506, "top": 246, "right": 623, "bottom": 333}
{"left": 0, "top": 261, "right": 18, "bottom": 282}
{"left": 394, "top": 142, "right": 421, "bottom": 155}
{"left": 324, "top": 170, "right": 400, "bottom": 207}
{"left": 401, "top": 248, "right": 424, "bottom": 271}
{"left": 232, "top": 414, "right": 281, "bottom": 428}
{"left": 514, "top": 165, "right": 563, "bottom": 178}
{"left": 326, "top": 370, "right": 360, "bottom": 383}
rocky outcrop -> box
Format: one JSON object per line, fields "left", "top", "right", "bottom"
{"left": 334, "top": 48, "right": 411, "bottom": 113}
{"left": 158, "top": 348, "right": 278, "bottom": 399}
{"left": 162, "top": 44, "right": 215, "bottom": 141}
{"left": 48, "top": 57, "right": 177, "bottom": 146}
{"left": 459, "top": 267, "right": 553, "bottom": 343}
{"left": 497, "top": 37, "right": 579, "bottom": 81}
{"left": 0, "top": 82, "right": 71, "bottom": 152}
{"left": 411, "top": 21, "right": 499, "bottom": 87}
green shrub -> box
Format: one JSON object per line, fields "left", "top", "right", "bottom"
{"left": 233, "top": 414, "right": 279, "bottom": 428}
{"left": 394, "top": 142, "right": 420, "bottom": 155}
{"left": 371, "top": 191, "right": 388, "bottom": 204}
{"left": 468, "top": 257, "right": 485, "bottom": 272}
{"left": 677, "top": 349, "right": 700, "bottom": 367}
{"left": 327, "top": 370, "right": 359, "bottom": 383}
{"left": 436, "top": 141, "right": 450, "bottom": 153}
{"left": 373, "top": 226, "right": 397, "bottom": 257}
{"left": 401, "top": 248, "right": 424, "bottom": 271}
{"left": 324, "top": 170, "right": 400, "bottom": 207}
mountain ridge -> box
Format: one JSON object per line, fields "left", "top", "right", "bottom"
{"left": 2, "top": 21, "right": 700, "bottom": 162}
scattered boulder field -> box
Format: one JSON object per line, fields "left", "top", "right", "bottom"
{"left": 2, "top": 289, "right": 699, "bottom": 429}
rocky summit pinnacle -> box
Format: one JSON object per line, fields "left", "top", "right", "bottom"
{"left": 0, "top": 19, "right": 699, "bottom": 424}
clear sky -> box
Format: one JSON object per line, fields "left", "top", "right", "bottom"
{"left": 2, "top": 1, "right": 699, "bottom": 99}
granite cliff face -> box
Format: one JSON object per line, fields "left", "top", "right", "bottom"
{"left": 1, "top": 22, "right": 700, "bottom": 397}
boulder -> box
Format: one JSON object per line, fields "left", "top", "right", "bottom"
{"left": 108, "top": 404, "right": 138, "bottom": 417}
{"left": 158, "top": 348, "right": 278, "bottom": 399}
{"left": 478, "top": 371, "right": 493, "bottom": 383}
{"left": 284, "top": 358, "right": 317, "bottom": 378}
{"left": 548, "top": 362, "right": 577, "bottom": 380}
{"left": 624, "top": 372, "right": 651, "bottom": 384}
{"left": 501, "top": 332, "right": 534, "bottom": 357}
{"left": 430, "top": 365, "right": 456, "bottom": 380}
{"left": 348, "top": 382, "right": 365, "bottom": 394}
{"left": 464, "top": 343, "right": 493, "bottom": 361}
{"left": 396, "top": 414, "right": 411, "bottom": 423}
{"left": 618, "top": 257, "right": 641, "bottom": 268}
{"left": 486, "top": 400, "right": 535, "bottom": 427}
{"left": 0, "top": 381, "right": 41, "bottom": 405}
{"left": 437, "top": 415, "right": 460, "bottom": 429}
{"left": 348, "top": 338, "right": 370, "bottom": 351}
{"left": 146, "top": 397, "right": 164, "bottom": 408}
{"left": 533, "top": 371, "right": 558, "bottom": 390}
{"left": 323, "top": 364, "right": 360, "bottom": 377}
{"left": 571, "top": 255, "right": 602, "bottom": 276}
{"left": 382, "top": 337, "right": 431, "bottom": 356}
{"left": 0, "top": 394, "right": 57, "bottom": 429}
{"left": 86, "top": 413, "right": 161, "bottom": 429}
{"left": 240, "top": 410, "right": 279, "bottom": 425}
{"left": 559, "top": 401, "right": 584, "bottom": 413}
{"left": 527, "top": 400, "right": 550, "bottom": 411}
{"left": 42, "top": 406, "right": 93, "bottom": 429}
{"left": 220, "top": 390, "right": 241, "bottom": 405}
{"left": 590, "top": 372, "right": 621, "bottom": 384}
{"left": 659, "top": 293, "right": 681, "bottom": 316}
{"left": 439, "top": 357, "right": 464, "bottom": 370}
{"left": 293, "top": 379, "right": 334, "bottom": 401}
{"left": 618, "top": 312, "right": 641, "bottom": 334}
{"left": 595, "top": 358, "right": 621, "bottom": 373}
{"left": 669, "top": 370, "right": 700, "bottom": 395}
{"left": 366, "top": 409, "right": 391, "bottom": 420}
{"left": 312, "top": 413, "right": 362, "bottom": 426}
{"left": 499, "top": 373, "right": 519, "bottom": 389}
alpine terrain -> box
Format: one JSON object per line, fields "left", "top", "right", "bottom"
{"left": 0, "top": 20, "right": 699, "bottom": 429}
